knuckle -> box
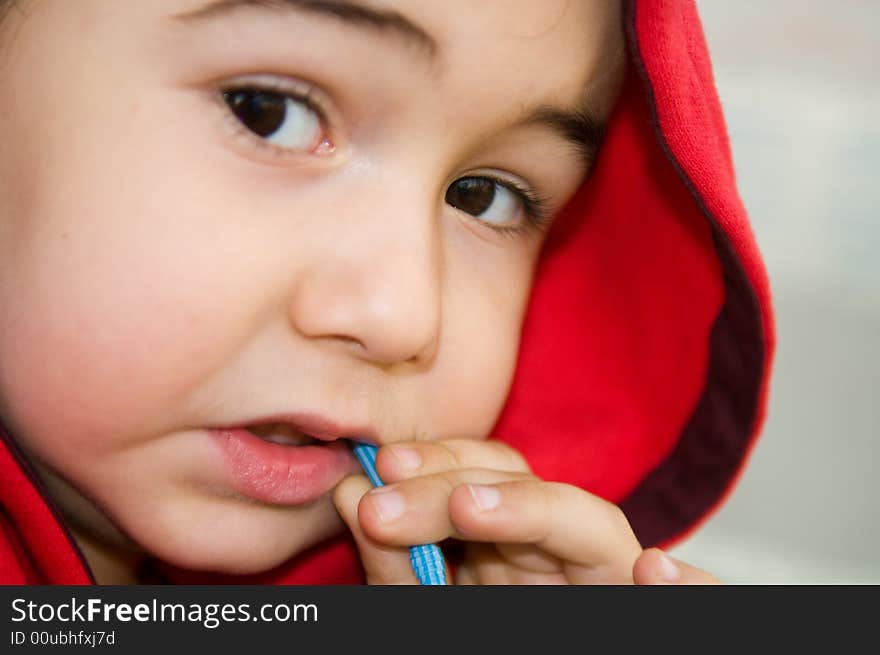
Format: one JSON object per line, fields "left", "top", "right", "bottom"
{"left": 436, "top": 440, "right": 467, "bottom": 470}
{"left": 539, "top": 482, "right": 558, "bottom": 515}
{"left": 433, "top": 438, "right": 531, "bottom": 474}
{"left": 438, "top": 470, "right": 461, "bottom": 495}
{"left": 600, "top": 499, "right": 622, "bottom": 524}
{"left": 492, "top": 442, "right": 531, "bottom": 472}
{"left": 602, "top": 501, "right": 634, "bottom": 537}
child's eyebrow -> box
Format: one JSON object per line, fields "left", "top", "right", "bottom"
{"left": 518, "top": 104, "right": 605, "bottom": 167}
{"left": 172, "top": 0, "right": 606, "bottom": 165}
{"left": 172, "top": 0, "right": 437, "bottom": 60}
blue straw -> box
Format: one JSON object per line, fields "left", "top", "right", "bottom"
{"left": 349, "top": 441, "right": 447, "bottom": 585}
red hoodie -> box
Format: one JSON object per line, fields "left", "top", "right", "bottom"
{"left": 0, "top": 0, "right": 774, "bottom": 585}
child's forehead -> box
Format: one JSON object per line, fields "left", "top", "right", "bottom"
{"left": 170, "top": 0, "right": 620, "bottom": 79}
{"left": 174, "top": 0, "right": 607, "bottom": 35}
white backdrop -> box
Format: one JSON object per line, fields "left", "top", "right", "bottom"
{"left": 669, "top": 0, "right": 880, "bottom": 583}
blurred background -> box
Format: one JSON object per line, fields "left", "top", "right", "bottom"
{"left": 668, "top": 0, "right": 879, "bottom": 583}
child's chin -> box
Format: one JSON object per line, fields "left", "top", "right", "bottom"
{"left": 132, "top": 499, "right": 346, "bottom": 576}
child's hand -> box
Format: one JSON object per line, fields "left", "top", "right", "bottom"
{"left": 333, "top": 440, "right": 719, "bottom": 584}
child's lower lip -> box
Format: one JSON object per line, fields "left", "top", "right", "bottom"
{"left": 209, "top": 428, "right": 359, "bottom": 505}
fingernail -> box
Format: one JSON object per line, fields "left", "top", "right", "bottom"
{"left": 389, "top": 446, "right": 421, "bottom": 472}
{"left": 658, "top": 551, "right": 681, "bottom": 583}
{"left": 468, "top": 484, "right": 501, "bottom": 511}
{"left": 369, "top": 488, "right": 405, "bottom": 522}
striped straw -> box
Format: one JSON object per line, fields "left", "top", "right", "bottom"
{"left": 349, "top": 441, "right": 447, "bottom": 585}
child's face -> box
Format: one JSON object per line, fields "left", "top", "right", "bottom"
{"left": 0, "top": 0, "right": 622, "bottom": 573}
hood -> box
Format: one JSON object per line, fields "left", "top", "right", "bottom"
{"left": 0, "top": 0, "right": 774, "bottom": 584}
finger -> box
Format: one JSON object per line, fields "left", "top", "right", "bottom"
{"left": 358, "top": 468, "right": 533, "bottom": 546}
{"left": 460, "top": 543, "right": 511, "bottom": 585}
{"left": 494, "top": 543, "right": 562, "bottom": 574}
{"left": 464, "top": 543, "right": 568, "bottom": 584}
{"left": 332, "top": 474, "right": 419, "bottom": 584}
{"left": 447, "top": 480, "right": 642, "bottom": 582}
{"left": 453, "top": 561, "right": 480, "bottom": 585}
{"left": 632, "top": 548, "right": 720, "bottom": 585}
{"left": 376, "top": 439, "right": 531, "bottom": 483}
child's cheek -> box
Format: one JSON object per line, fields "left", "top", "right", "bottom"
{"left": 0, "top": 14, "right": 254, "bottom": 459}
{"left": 419, "top": 247, "right": 533, "bottom": 441}
{"left": 0, "top": 193, "right": 253, "bottom": 462}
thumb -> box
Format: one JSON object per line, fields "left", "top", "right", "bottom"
{"left": 632, "top": 548, "right": 721, "bottom": 585}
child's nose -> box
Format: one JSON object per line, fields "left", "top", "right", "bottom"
{"left": 287, "top": 195, "right": 442, "bottom": 367}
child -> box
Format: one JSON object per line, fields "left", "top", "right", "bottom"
{"left": 0, "top": 0, "right": 773, "bottom": 585}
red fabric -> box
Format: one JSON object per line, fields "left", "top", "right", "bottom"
{"left": 625, "top": 0, "right": 775, "bottom": 545}
{"left": 0, "top": 438, "right": 93, "bottom": 584}
{"left": 0, "top": 0, "right": 774, "bottom": 585}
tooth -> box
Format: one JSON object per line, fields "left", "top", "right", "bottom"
{"left": 249, "top": 423, "right": 317, "bottom": 446}
{"left": 265, "top": 434, "right": 309, "bottom": 446}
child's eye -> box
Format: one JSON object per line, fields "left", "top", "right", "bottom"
{"left": 222, "top": 88, "right": 329, "bottom": 153}
{"left": 445, "top": 177, "right": 549, "bottom": 236}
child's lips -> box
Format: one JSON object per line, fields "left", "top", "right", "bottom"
{"left": 209, "top": 427, "right": 361, "bottom": 506}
